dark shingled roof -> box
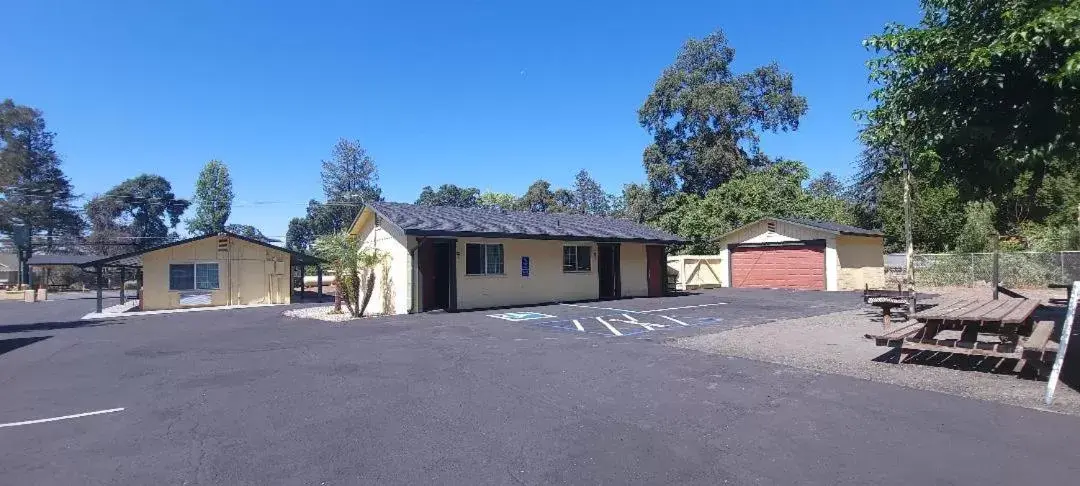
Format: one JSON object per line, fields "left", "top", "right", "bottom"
{"left": 781, "top": 218, "right": 884, "bottom": 237}
{"left": 368, "top": 201, "right": 685, "bottom": 244}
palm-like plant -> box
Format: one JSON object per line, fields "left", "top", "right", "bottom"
{"left": 313, "top": 231, "right": 387, "bottom": 318}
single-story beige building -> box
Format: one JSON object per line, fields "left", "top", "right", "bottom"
{"left": 350, "top": 202, "right": 685, "bottom": 315}
{"left": 713, "top": 217, "right": 885, "bottom": 291}
{"left": 82, "top": 231, "right": 322, "bottom": 312}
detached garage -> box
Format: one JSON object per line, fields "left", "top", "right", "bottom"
{"left": 715, "top": 218, "right": 885, "bottom": 291}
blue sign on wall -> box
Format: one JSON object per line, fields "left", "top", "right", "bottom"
{"left": 521, "top": 256, "right": 530, "bottom": 277}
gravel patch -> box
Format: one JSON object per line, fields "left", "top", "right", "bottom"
{"left": 671, "top": 308, "right": 1080, "bottom": 416}
{"left": 283, "top": 305, "right": 385, "bottom": 322}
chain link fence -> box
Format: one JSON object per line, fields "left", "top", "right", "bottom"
{"left": 885, "top": 251, "right": 1080, "bottom": 288}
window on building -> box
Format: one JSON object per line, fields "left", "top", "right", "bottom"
{"left": 563, "top": 245, "right": 591, "bottom": 272}
{"left": 465, "top": 243, "right": 504, "bottom": 275}
{"left": 169, "top": 263, "right": 220, "bottom": 291}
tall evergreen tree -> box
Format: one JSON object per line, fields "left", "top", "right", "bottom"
{"left": 0, "top": 100, "right": 84, "bottom": 283}
{"left": 307, "top": 139, "right": 383, "bottom": 236}
{"left": 571, "top": 170, "right": 610, "bottom": 215}
{"left": 186, "top": 160, "right": 233, "bottom": 235}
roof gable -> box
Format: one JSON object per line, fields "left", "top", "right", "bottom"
{"left": 365, "top": 201, "right": 685, "bottom": 244}
{"left": 716, "top": 217, "right": 883, "bottom": 242}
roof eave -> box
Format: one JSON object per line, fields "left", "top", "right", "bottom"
{"left": 404, "top": 229, "right": 683, "bottom": 245}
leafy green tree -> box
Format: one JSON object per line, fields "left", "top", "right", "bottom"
{"left": 285, "top": 217, "right": 315, "bottom": 252}
{"left": 186, "top": 160, "right": 233, "bottom": 235}
{"left": 639, "top": 30, "right": 808, "bottom": 197}
{"left": 611, "top": 183, "right": 661, "bottom": 224}
{"left": 224, "top": 223, "right": 275, "bottom": 243}
{"left": 659, "top": 161, "right": 856, "bottom": 253}
{"left": 571, "top": 170, "right": 610, "bottom": 215}
{"left": 415, "top": 184, "right": 480, "bottom": 207}
{"left": 552, "top": 188, "right": 575, "bottom": 213}
{"left": 860, "top": 0, "right": 1080, "bottom": 234}
{"left": 518, "top": 179, "right": 556, "bottom": 212}
{"left": 954, "top": 201, "right": 999, "bottom": 252}
{"left": 477, "top": 191, "right": 517, "bottom": 211}
{"left": 807, "top": 172, "right": 845, "bottom": 199}
{"left": 85, "top": 175, "right": 190, "bottom": 250}
{"left": 874, "top": 174, "right": 965, "bottom": 252}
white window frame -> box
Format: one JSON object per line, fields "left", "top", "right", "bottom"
{"left": 562, "top": 244, "right": 592, "bottom": 273}
{"left": 465, "top": 243, "right": 504, "bottom": 276}
{"left": 168, "top": 262, "right": 221, "bottom": 291}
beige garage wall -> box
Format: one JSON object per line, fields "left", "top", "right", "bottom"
{"left": 353, "top": 210, "right": 411, "bottom": 315}
{"left": 455, "top": 238, "right": 599, "bottom": 310}
{"left": 620, "top": 243, "right": 648, "bottom": 297}
{"left": 141, "top": 236, "right": 290, "bottom": 311}
{"left": 836, "top": 235, "right": 886, "bottom": 290}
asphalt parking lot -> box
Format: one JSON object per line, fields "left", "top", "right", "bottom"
{"left": 1, "top": 289, "right": 1079, "bottom": 485}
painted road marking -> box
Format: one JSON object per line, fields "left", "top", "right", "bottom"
{"left": 659, "top": 315, "right": 689, "bottom": 326}
{"left": 639, "top": 303, "right": 726, "bottom": 313}
{"left": 489, "top": 312, "right": 556, "bottom": 322}
{"left": 559, "top": 303, "right": 642, "bottom": 314}
{"left": 595, "top": 317, "right": 623, "bottom": 336}
{"left": 0, "top": 408, "right": 125, "bottom": 428}
{"left": 572, "top": 319, "right": 584, "bottom": 331}
{"left": 617, "top": 314, "right": 655, "bottom": 331}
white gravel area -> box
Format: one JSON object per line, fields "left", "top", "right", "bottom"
{"left": 671, "top": 308, "right": 1080, "bottom": 416}
{"left": 283, "top": 305, "right": 385, "bottom": 322}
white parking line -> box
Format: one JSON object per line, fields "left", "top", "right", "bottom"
{"left": 595, "top": 317, "right": 623, "bottom": 336}
{"left": 0, "top": 408, "right": 125, "bottom": 428}
{"left": 619, "top": 314, "right": 655, "bottom": 331}
{"left": 572, "top": 319, "right": 584, "bottom": 331}
{"left": 659, "top": 315, "right": 689, "bottom": 326}
{"left": 560, "top": 303, "right": 642, "bottom": 313}
{"left": 639, "top": 303, "right": 725, "bottom": 313}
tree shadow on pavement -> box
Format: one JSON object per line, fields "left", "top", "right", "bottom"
{"left": 0, "top": 335, "right": 52, "bottom": 356}
{"left": 0, "top": 319, "right": 123, "bottom": 334}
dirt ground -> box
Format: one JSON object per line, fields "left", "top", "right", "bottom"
{"left": 671, "top": 288, "right": 1080, "bottom": 416}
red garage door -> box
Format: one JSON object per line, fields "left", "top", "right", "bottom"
{"left": 730, "top": 243, "right": 825, "bottom": 290}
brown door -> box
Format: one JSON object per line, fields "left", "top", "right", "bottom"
{"left": 418, "top": 239, "right": 454, "bottom": 311}
{"left": 597, "top": 243, "right": 621, "bottom": 299}
{"left": 730, "top": 243, "right": 825, "bottom": 290}
{"left": 646, "top": 245, "right": 665, "bottom": 297}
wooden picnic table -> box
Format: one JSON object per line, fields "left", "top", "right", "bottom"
{"left": 867, "top": 297, "right": 1047, "bottom": 363}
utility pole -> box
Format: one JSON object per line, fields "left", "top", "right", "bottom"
{"left": 902, "top": 151, "right": 915, "bottom": 315}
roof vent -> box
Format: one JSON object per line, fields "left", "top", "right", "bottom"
{"left": 766, "top": 221, "right": 776, "bottom": 233}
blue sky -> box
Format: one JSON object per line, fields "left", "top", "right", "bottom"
{"left": 2, "top": 0, "right": 919, "bottom": 239}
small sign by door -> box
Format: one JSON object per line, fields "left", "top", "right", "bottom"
{"left": 521, "top": 256, "right": 530, "bottom": 277}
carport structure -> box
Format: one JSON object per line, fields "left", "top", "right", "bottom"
{"left": 29, "top": 252, "right": 153, "bottom": 313}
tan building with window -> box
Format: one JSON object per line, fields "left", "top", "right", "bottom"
{"left": 83, "top": 231, "right": 322, "bottom": 312}
{"left": 349, "top": 202, "right": 684, "bottom": 315}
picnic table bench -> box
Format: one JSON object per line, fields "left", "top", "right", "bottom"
{"left": 866, "top": 297, "right": 1055, "bottom": 375}
{"left": 863, "top": 284, "right": 922, "bottom": 328}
